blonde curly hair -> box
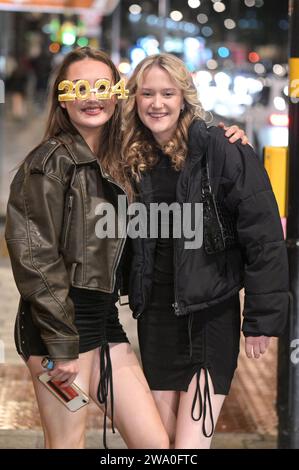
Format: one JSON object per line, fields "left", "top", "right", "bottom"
{"left": 122, "top": 53, "right": 206, "bottom": 180}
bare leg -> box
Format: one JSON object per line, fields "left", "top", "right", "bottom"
{"left": 27, "top": 350, "right": 96, "bottom": 449}
{"left": 89, "top": 343, "right": 169, "bottom": 449}
{"left": 152, "top": 390, "right": 179, "bottom": 447}
{"left": 175, "top": 370, "right": 226, "bottom": 449}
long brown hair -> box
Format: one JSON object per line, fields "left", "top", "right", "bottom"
{"left": 44, "top": 46, "right": 132, "bottom": 198}
{"left": 122, "top": 53, "right": 206, "bottom": 180}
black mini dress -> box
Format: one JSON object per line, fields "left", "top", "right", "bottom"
{"left": 137, "top": 152, "right": 241, "bottom": 437}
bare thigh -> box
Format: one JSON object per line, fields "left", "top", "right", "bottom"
{"left": 152, "top": 390, "right": 180, "bottom": 446}
{"left": 175, "top": 369, "right": 226, "bottom": 449}
{"left": 89, "top": 343, "right": 169, "bottom": 449}
{"left": 27, "top": 350, "right": 96, "bottom": 449}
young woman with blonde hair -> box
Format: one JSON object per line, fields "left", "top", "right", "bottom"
{"left": 122, "top": 53, "right": 289, "bottom": 449}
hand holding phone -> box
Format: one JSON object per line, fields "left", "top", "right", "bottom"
{"left": 38, "top": 372, "right": 89, "bottom": 412}
{"left": 47, "top": 358, "right": 79, "bottom": 387}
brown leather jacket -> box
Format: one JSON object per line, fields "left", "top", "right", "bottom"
{"left": 5, "top": 132, "right": 127, "bottom": 361}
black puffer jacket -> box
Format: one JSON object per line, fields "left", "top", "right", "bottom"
{"left": 128, "top": 119, "right": 289, "bottom": 337}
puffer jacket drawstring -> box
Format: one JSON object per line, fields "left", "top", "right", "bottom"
{"left": 97, "top": 342, "right": 115, "bottom": 449}
{"left": 188, "top": 312, "right": 215, "bottom": 438}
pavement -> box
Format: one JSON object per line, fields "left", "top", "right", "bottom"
{"left": 0, "top": 235, "right": 280, "bottom": 451}
{"left": 0, "top": 106, "right": 280, "bottom": 450}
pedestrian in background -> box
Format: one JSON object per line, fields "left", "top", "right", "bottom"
{"left": 30, "top": 52, "right": 53, "bottom": 111}
{"left": 6, "top": 58, "right": 29, "bottom": 120}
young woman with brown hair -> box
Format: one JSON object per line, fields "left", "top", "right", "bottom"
{"left": 5, "top": 47, "right": 168, "bottom": 450}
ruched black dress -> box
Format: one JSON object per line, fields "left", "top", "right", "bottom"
{"left": 137, "top": 152, "right": 241, "bottom": 437}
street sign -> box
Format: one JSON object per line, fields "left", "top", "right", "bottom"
{"left": 264, "top": 146, "right": 288, "bottom": 218}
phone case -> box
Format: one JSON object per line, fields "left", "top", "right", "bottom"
{"left": 38, "top": 372, "right": 89, "bottom": 412}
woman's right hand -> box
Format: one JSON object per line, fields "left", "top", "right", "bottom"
{"left": 48, "top": 359, "right": 79, "bottom": 387}
{"left": 245, "top": 336, "right": 271, "bottom": 359}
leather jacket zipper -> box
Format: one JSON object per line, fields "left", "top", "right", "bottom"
{"left": 63, "top": 194, "right": 73, "bottom": 248}
{"left": 105, "top": 178, "right": 128, "bottom": 292}
{"left": 98, "top": 164, "right": 129, "bottom": 292}
{"left": 111, "top": 224, "right": 127, "bottom": 292}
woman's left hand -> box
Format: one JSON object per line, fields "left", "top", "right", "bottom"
{"left": 218, "top": 121, "right": 249, "bottom": 145}
{"left": 245, "top": 336, "right": 271, "bottom": 359}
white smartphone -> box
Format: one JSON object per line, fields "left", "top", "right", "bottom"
{"left": 38, "top": 372, "right": 89, "bottom": 412}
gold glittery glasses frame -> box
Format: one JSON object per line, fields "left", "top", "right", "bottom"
{"left": 58, "top": 78, "right": 129, "bottom": 101}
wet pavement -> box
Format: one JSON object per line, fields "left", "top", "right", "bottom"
{"left": 0, "top": 256, "right": 279, "bottom": 449}
{"left": 0, "top": 109, "right": 280, "bottom": 449}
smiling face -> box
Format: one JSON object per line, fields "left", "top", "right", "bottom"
{"left": 136, "top": 65, "right": 184, "bottom": 145}
{"left": 60, "top": 58, "right": 116, "bottom": 136}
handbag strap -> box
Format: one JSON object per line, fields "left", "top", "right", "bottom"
{"left": 201, "top": 152, "right": 212, "bottom": 198}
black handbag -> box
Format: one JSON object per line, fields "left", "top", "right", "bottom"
{"left": 201, "top": 153, "right": 238, "bottom": 254}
